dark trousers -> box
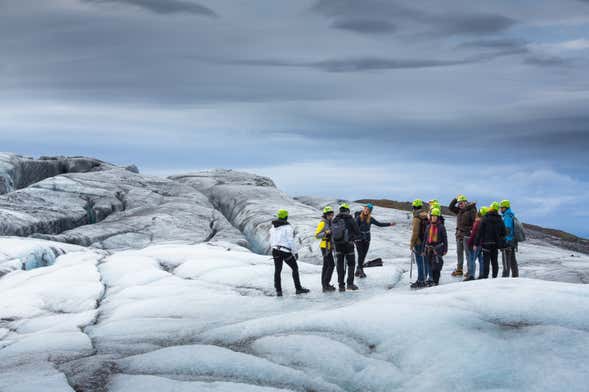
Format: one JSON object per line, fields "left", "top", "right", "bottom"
{"left": 482, "top": 246, "right": 499, "bottom": 278}
{"left": 426, "top": 253, "right": 444, "bottom": 284}
{"left": 355, "top": 239, "right": 370, "bottom": 269}
{"left": 321, "top": 247, "right": 335, "bottom": 288}
{"left": 272, "top": 249, "right": 302, "bottom": 292}
{"left": 501, "top": 247, "right": 519, "bottom": 277}
{"left": 335, "top": 242, "right": 356, "bottom": 286}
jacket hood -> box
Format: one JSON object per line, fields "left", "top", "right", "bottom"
{"left": 464, "top": 202, "right": 477, "bottom": 211}
{"left": 272, "top": 219, "right": 290, "bottom": 228}
{"left": 412, "top": 207, "right": 428, "bottom": 218}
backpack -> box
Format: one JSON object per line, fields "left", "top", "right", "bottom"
{"left": 513, "top": 216, "right": 526, "bottom": 242}
{"left": 418, "top": 215, "right": 429, "bottom": 243}
{"left": 331, "top": 216, "right": 349, "bottom": 243}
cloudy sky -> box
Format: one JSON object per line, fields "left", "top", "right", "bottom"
{"left": 1, "top": 0, "right": 589, "bottom": 237}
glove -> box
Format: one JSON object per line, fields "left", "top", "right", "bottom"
{"left": 295, "top": 253, "right": 299, "bottom": 261}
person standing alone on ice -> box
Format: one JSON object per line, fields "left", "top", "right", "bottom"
{"left": 269, "top": 209, "right": 309, "bottom": 297}
{"left": 354, "top": 203, "right": 395, "bottom": 278}
{"left": 500, "top": 200, "right": 519, "bottom": 278}
{"left": 423, "top": 208, "right": 448, "bottom": 286}
{"left": 474, "top": 202, "right": 506, "bottom": 279}
{"left": 449, "top": 195, "right": 477, "bottom": 277}
{"left": 332, "top": 203, "right": 361, "bottom": 291}
{"left": 409, "top": 199, "right": 431, "bottom": 289}
{"left": 315, "top": 206, "right": 336, "bottom": 292}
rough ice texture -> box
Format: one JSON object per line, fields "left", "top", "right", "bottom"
{"left": 1, "top": 237, "right": 588, "bottom": 391}
{"left": 171, "top": 170, "right": 336, "bottom": 260}
{"left": 0, "top": 152, "right": 120, "bottom": 195}
{"left": 0, "top": 163, "right": 589, "bottom": 391}
{"left": 0, "top": 167, "right": 246, "bottom": 251}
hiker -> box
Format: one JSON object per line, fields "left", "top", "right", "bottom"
{"left": 465, "top": 206, "right": 488, "bottom": 281}
{"left": 474, "top": 202, "right": 506, "bottom": 279}
{"left": 315, "top": 206, "right": 336, "bottom": 292}
{"left": 500, "top": 200, "right": 519, "bottom": 278}
{"left": 409, "top": 199, "right": 431, "bottom": 289}
{"left": 354, "top": 203, "right": 395, "bottom": 278}
{"left": 423, "top": 208, "right": 448, "bottom": 286}
{"left": 332, "top": 203, "right": 361, "bottom": 291}
{"left": 449, "top": 195, "right": 477, "bottom": 277}
{"left": 269, "top": 209, "right": 310, "bottom": 297}
{"left": 428, "top": 200, "right": 444, "bottom": 223}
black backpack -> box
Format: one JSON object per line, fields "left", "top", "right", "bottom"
{"left": 332, "top": 216, "right": 349, "bottom": 243}
{"left": 418, "top": 215, "right": 429, "bottom": 243}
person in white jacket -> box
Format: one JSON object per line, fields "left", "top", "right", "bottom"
{"left": 269, "top": 209, "right": 309, "bottom": 297}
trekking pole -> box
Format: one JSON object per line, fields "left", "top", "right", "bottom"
{"left": 410, "top": 250, "right": 415, "bottom": 279}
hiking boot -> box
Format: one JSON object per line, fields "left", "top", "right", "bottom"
{"left": 410, "top": 281, "right": 424, "bottom": 289}
{"left": 463, "top": 276, "right": 475, "bottom": 282}
{"left": 425, "top": 280, "right": 435, "bottom": 287}
{"left": 355, "top": 268, "right": 362, "bottom": 277}
{"left": 276, "top": 290, "right": 283, "bottom": 297}
{"left": 322, "top": 286, "right": 336, "bottom": 293}
{"left": 358, "top": 268, "right": 367, "bottom": 278}
{"left": 451, "top": 269, "right": 463, "bottom": 277}
{"left": 295, "top": 287, "right": 310, "bottom": 295}
{"left": 347, "top": 283, "right": 359, "bottom": 291}
{"left": 338, "top": 285, "right": 346, "bottom": 292}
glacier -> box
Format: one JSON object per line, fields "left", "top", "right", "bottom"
{"left": 0, "top": 156, "right": 588, "bottom": 391}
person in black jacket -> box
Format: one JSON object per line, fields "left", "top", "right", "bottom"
{"left": 474, "top": 202, "right": 507, "bottom": 279}
{"left": 354, "top": 203, "right": 395, "bottom": 278}
{"left": 332, "top": 203, "right": 361, "bottom": 291}
{"left": 423, "top": 208, "right": 448, "bottom": 286}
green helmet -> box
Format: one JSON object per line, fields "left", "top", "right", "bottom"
{"left": 457, "top": 194, "right": 468, "bottom": 202}
{"left": 489, "top": 202, "right": 500, "bottom": 211}
{"left": 500, "top": 199, "right": 511, "bottom": 208}
{"left": 277, "top": 209, "right": 288, "bottom": 220}
{"left": 428, "top": 199, "right": 439, "bottom": 204}
{"left": 430, "top": 208, "right": 442, "bottom": 217}
{"left": 339, "top": 202, "right": 350, "bottom": 211}
{"left": 323, "top": 206, "right": 334, "bottom": 214}
{"left": 412, "top": 199, "right": 424, "bottom": 208}
{"left": 430, "top": 201, "right": 441, "bottom": 211}
{"left": 480, "top": 206, "right": 489, "bottom": 216}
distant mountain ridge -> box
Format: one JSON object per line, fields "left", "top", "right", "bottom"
{"left": 357, "top": 199, "right": 589, "bottom": 255}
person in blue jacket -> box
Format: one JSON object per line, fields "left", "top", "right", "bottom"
{"left": 354, "top": 203, "right": 396, "bottom": 278}
{"left": 500, "top": 200, "right": 519, "bottom": 277}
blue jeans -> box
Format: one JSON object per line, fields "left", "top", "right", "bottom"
{"left": 468, "top": 247, "right": 484, "bottom": 278}
{"left": 414, "top": 245, "right": 431, "bottom": 282}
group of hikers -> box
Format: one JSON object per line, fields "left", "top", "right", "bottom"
{"left": 269, "top": 196, "right": 523, "bottom": 296}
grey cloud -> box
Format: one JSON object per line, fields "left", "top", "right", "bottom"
{"left": 457, "top": 38, "right": 530, "bottom": 59}
{"left": 83, "top": 0, "right": 218, "bottom": 17}
{"left": 436, "top": 14, "right": 515, "bottom": 36}
{"left": 523, "top": 55, "right": 572, "bottom": 67}
{"left": 330, "top": 18, "right": 397, "bottom": 34}
{"left": 312, "top": 57, "right": 472, "bottom": 72}
{"left": 216, "top": 56, "right": 475, "bottom": 73}
{"left": 459, "top": 38, "right": 528, "bottom": 50}
{"left": 311, "top": 0, "right": 516, "bottom": 37}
